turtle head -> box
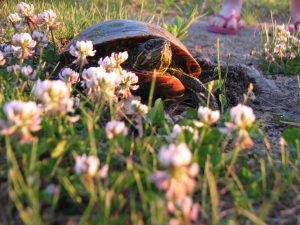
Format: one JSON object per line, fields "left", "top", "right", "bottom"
{"left": 131, "top": 38, "right": 172, "bottom": 72}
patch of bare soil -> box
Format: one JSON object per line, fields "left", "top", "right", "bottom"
{"left": 185, "top": 20, "right": 300, "bottom": 151}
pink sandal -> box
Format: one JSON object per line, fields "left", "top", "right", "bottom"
{"left": 207, "top": 14, "right": 243, "bottom": 35}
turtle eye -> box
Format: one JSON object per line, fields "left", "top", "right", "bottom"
{"left": 145, "top": 42, "right": 152, "bottom": 50}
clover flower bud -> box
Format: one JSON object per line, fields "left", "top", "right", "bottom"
{"left": 195, "top": 106, "right": 220, "bottom": 127}
{"left": 0, "top": 51, "right": 6, "bottom": 66}
{"left": 74, "top": 155, "right": 100, "bottom": 177}
{"left": 116, "top": 70, "right": 139, "bottom": 98}
{"left": 105, "top": 120, "right": 128, "bottom": 140}
{"left": 16, "top": 2, "right": 35, "bottom": 17}
{"left": 11, "top": 33, "right": 36, "bottom": 59}
{"left": 59, "top": 68, "right": 79, "bottom": 84}
{"left": 230, "top": 104, "right": 255, "bottom": 129}
{"left": 131, "top": 100, "right": 148, "bottom": 115}
{"left": 158, "top": 143, "right": 192, "bottom": 168}
{"left": 0, "top": 101, "right": 42, "bottom": 143}
{"left": 21, "top": 65, "right": 33, "bottom": 77}
{"left": 32, "top": 31, "right": 48, "bottom": 48}
{"left": 38, "top": 9, "right": 60, "bottom": 31}
{"left": 7, "top": 64, "right": 21, "bottom": 75}
{"left": 7, "top": 13, "right": 22, "bottom": 23}
{"left": 34, "top": 80, "right": 74, "bottom": 115}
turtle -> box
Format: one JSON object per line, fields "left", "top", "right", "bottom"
{"left": 62, "top": 19, "right": 217, "bottom": 108}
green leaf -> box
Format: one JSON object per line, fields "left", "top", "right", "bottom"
{"left": 283, "top": 127, "right": 300, "bottom": 148}
{"left": 148, "top": 99, "right": 165, "bottom": 127}
{"left": 51, "top": 140, "right": 67, "bottom": 158}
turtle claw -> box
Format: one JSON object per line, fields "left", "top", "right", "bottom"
{"left": 169, "top": 68, "right": 219, "bottom": 109}
{"left": 186, "top": 88, "right": 219, "bottom": 110}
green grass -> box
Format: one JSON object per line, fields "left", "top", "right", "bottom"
{"left": 0, "top": 1, "right": 299, "bottom": 225}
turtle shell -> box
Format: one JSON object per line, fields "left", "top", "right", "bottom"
{"left": 63, "top": 19, "right": 201, "bottom": 76}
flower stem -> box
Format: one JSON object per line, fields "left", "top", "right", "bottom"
{"left": 50, "top": 29, "right": 57, "bottom": 53}
{"left": 226, "top": 146, "right": 241, "bottom": 177}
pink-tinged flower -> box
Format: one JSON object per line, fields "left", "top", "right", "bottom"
{"left": 150, "top": 162, "right": 198, "bottom": 201}
{"left": 194, "top": 106, "right": 220, "bottom": 127}
{"left": 69, "top": 40, "right": 96, "bottom": 66}
{"left": 170, "top": 124, "right": 199, "bottom": 142}
{"left": 16, "top": 2, "right": 35, "bottom": 17}
{"left": 38, "top": 9, "right": 60, "bottom": 31}
{"left": 169, "top": 218, "right": 180, "bottom": 225}
{"left": 0, "top": 101, "right": 42, "bottom": 143}
{"left": 21, "top": 65, "right": 33, "bottom": 76}
{"left": 74, "top": 154, "right": 100, "bottom": 177}
{"left": 11, "top": 33, "right": 36, "bottom": 59}
{"left": 98, "top": 51, "right": 128, "bottom": 71}
{"left": 230, "top": 104, "right": 255, "bottom": 129}
{"left": 7, "top": 13, "right": 22, "bottom": 23}
{"left": 34, "top": 80, "right": 74, "bottom": 115}
{"left": 32, "top": 31, "right": 48, "bottom": 48}
{"left": 167, "top": 196, "right": 199, "bottom": 224}
{"left": 105, "top": 120, "right": 128, "bottom": 139}
{"left": 7, "top": 64, "right": 21, "bottom": 75}
{"left": 220, "top": 104, "right": 256, "bottom": 149}
{"left": 99, "top": 164, "right": 109, "bottom": 179}
{"left": 0, "top": 51, "right": 6, "bottom": 66}
{"left": 116, "top": 70, "right": 139, "bottom": 98}
{"left": 58, "top": 68, "right": 79, "bottom": 84}
{"left": 158, "top": 143, "right": 192, "bottom": 168}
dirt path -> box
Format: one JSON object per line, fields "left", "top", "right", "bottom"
{"left": 185, "top": 20, "right": 300, "bottom": 150}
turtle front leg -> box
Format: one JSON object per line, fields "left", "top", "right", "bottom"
{"left": 168, "top": 68, "right": 218, "bottom": 109}
{"left": 134, "top": 71, "right": 185, "bottom": 98}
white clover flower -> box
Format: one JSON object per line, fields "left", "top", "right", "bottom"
{"left": 98, "top": 51, "right": 128, "bottom": 71}
{"left": 32, "top": 31, "right": 48, "bottom": 48}
{"left": 16, "top": 2, "right": 35, "bottom": 17}
{"left": 92, "top": 70, "right": 120, "bottom": 87}
{"left": 69, "top": 40, "right": 96, "bottom": 66}
{"left": 74, "top": 154, "right": 100, "bottom": 177}
{"left": 7, "top": 64, "right": 21, "bottom": 75}
{"left": 7, "top": 13, "right": 22, "bottom": 23}
{"left": 194, "top": 106, "right": 220, "bottom": 127}
{"left": 34, "top": 80, "right": 74, "bottom": 115}
{"left": 0, "top": 51, "right": 6, "bottom": 66}
{"left": 158, "top": 143, "right": 192, "bottom": 168}
{"left": 11, "top": 33, "right": 36, "bottom": 59}
{"left": 131, "top": 100, "right": 148, "bottom": 115}
{"left": 116, "top": 70, "right": 139, "bottom": 98}
{"left": 81, "top": 67, "right": 105, "bottom": 88}
{"left": 82, "top": 67, "right": 120, "bottom": 101}
{"left": 38, "top": 9, "right": 60, "bottom": 31}
{"left": 0, "top": 101, "right": 42, "bottom": 143}
{"left": 105, "top": 120, "right": 128, "bottom": 139}
{"left": 58, "top": 68, "right": 79, "bottom": 84}
{"left": 21, "top": 65, "right": 33, "bottom": 76}
{"left": 170, "top": 124, "right": 199, "bottom": 142}
{"left": 230, "top": 104, "right": 255, "bottom": 129}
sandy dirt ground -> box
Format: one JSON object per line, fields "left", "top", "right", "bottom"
{"left": 185, "top": 20, "right": 300, "bottom": 152}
